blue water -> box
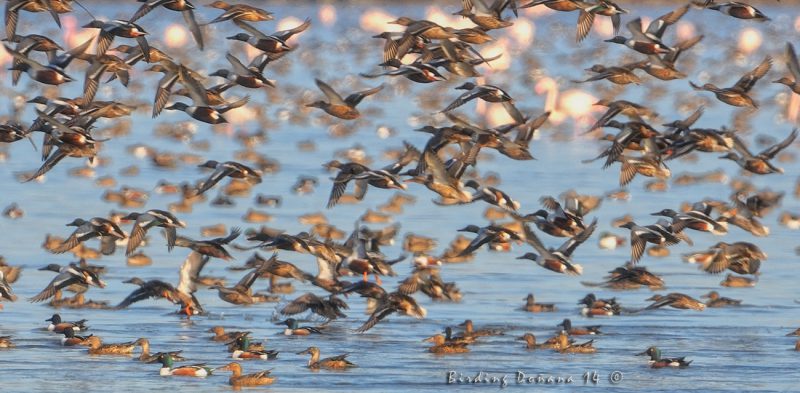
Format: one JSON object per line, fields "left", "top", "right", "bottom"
{"left": 1, "top": 1, "right": 799, "bottom": 392}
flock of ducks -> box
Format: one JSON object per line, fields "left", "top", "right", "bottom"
{"left": 1, "top": 0, "right": 800, "bottom": 388}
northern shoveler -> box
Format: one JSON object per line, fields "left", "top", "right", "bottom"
{"left": 519, "top": 333, "right": 559, "bottom": 350}
{"left": 558, "top": 318, "right": 601, "bottom": 335}
{"left": 423, "top": 335, "right": 470, "bottom": 354}
{"left": 46, "top": 314, "right": 88, "bottom": 333}
{"left": 85, "top": 336, "right": 146, "bottom": 355}
{"left": 637, "top": 346, "right": 691, "bottom": 368}
{"left": 298, "top": 346, "right": 357, "bottom": 368}
{"left": 644, "top": 293, "right": 706, "bottom": 311}
{"left": 278, "top": 318, "right": 323, "bottom": 336}
{"left": 520, "top": 294, "right": 556, "bottom": 313}
{"left": 148, "top": 353, "right": 212, "bottom": 377}
{"left": 693, "top": 1, "right": 769, "bottom": 21}
{"left": 700, "top": 291, "right": 741, "bottom": 307}
{"left": 60, "top": 327, "right": 93, "bottom": 346}
{"left": 216, "top": 362, "right": 276, "bottom": 387}
{"left": 228, "top": 335, "right": 278, "bottom": 360}
{"left": 122, "top": 209, "right": 186, "bottom": 255}
{"left": 307, "top": 78, "right": 383, "bottom": 120}
{"left": 690, "top": 55, "right": 772, "bottom": 108}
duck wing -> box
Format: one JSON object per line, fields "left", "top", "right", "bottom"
{"left": 312, "top": 78, "right": 346, "bottom": 106}
{"left": 732, "top": 55, "right": 772, "bottom": 93}
{"left": 178, "top": 64, "right": 210, "bottom": 106}
{"left": 355, "top": 304, "right": 396, "bottom": 333}
{"left": 576, "top": 9, "right": 595, "bottom": 42}
{"left": 787, "top": 43, "right": 800, "bottom": 81}
{"left": 758, "top": 128, "right": 797, "bottom": 159}
{"left": 558, "top": 218, "right": 597, "bottom": 257}
{"left": 182, "top": 9, "right": 204, "bottom": 50}
{"left": 29, "top": 272, "right": 77, "bottom": 302}
{"left": 345, "top": 84, "right": 384, "bottom": 108}
{"left": 281, "top": 292, "right": 319, "bottom": 315}
{"left": 177, "top": 251, "right": 206, "bottom": 295}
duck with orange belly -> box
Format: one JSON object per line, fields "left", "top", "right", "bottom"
{"left": 149, "top": 353, "right": 213, "bottom": 377}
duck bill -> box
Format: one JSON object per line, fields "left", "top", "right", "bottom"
{"left": 296, "top": 349, "right": 311, "bottom": 355}
{"left": 635, "top": 351, "right": 647, "bottom": 356}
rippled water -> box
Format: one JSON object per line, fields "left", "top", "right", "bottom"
{"left": 1, "top": 1, "right": 799, "bottom": 392}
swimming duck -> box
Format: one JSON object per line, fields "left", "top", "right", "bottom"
{"left": 690, "top": 55, "right": 772, "bottom": 108}
{"left": 519, "top": 333, "right": 559, "bottom": 350}
{"left": 555, "top": 332, "right": 596, "bottom": 353}
{"left": 637, "top": 346, "right": 691, "bottom": 368}
{"left": 278, "top": 318, "right": 323, "bottom": 336}
{"left": 579, "top": 294, "right": 621, "bottom": 316}
{"left": 700, "top": 291, "right": 741, "bottom": 308}
{"left": 424, "top": 335, "right": 470, "bottom": 354}
{"left": 60, "top": 327, "right": 93, "bottom": 346}
{"left": 208, "top": 326, "right": 249, "bottom": 342}
{"left": 85, "top": 336, "right": 146, "bottom": 355}
{"left": 307, "top": 78, "right": 383, "bottom": 120}
{"left": 134, "top": 338, "right": 184, "bottom": 363}
{"left": 228, "top": 335, "right": 278, "bottom": 360}
{"left": 46, "top": 314, "right": 88, "bottom": 333}
{"left": 216, "top": 362, "right": 276, "bottom": 387}
{"left": 774, "top": 43, "right": 800, "bottom": 94}
{"left": 0, "top": 336, "right": 15, "bottom": 348}
{"left": 0, "top": 270, "right": 17, "bottom": 305}
{"left": 521, "top": 294, "right": 556, "bottom": 312}
{"left": 457, "top": 320, "right": 503, "bottom": 338}
{"left": 645, "top": 293, "right": 706, "bottom": 311}
{"left": 207, "top": 1, "right": 273, "bottom": 24}
{"left": 129, "top": 0, "right": 203, "bottom": 50}
{"left": 558, "top": 319, "right": 601, "bottom": 335}
{"left": 298, "top": 346, "right": 357, "bottom": 368}
{"left": 149, "top": 353, "right": 212, "bottom": 377}
{"left": 720, "top": 273, "right": 756, "bottom": 288}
